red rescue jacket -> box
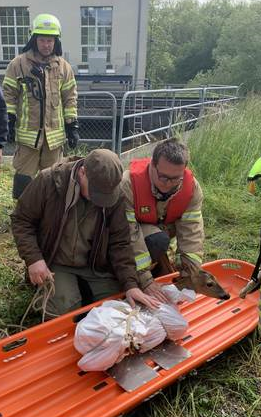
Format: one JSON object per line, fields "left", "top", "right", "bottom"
{"left": 130, "top": 158, "right": 194, "bottom": 224}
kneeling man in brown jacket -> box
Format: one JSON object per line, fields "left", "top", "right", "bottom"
{"left": 11, "top": 149, "right": 165, "bottom": 318}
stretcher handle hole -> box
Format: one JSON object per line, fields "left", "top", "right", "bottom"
{"left": 216, "top": 300, "right": 225, "bottom": 305}
{"left": 232, "top": 308, "right": 241, "bottom": 314}
{"left": 182, "top": 335, "right": 192, "bottom": 342}
{"left": 73, "top": 311, "right": 89, "bottom": 323}
{"left": 78, "top": 370, "right": 87, "bottom": 376}
{"left": 221, "top": 262, "right": 241, "bottom": 270}
{"left": 2, "top": 337, "right": 27, "bottom": 352}
{"left": 93, "top": 381, "right": 108, "bottom": 391}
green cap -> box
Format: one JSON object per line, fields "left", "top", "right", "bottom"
{"left": 84, "top": 149, "right": 123, "bottom": 207}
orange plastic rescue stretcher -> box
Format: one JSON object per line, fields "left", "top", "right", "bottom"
{"left": 0, "top": 259, "right": 260, "bottom": 417}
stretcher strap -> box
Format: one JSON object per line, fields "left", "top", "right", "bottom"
{"left": 124, "top": 308, "right": 141, "bottom": 354}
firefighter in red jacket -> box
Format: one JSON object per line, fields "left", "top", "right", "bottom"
{"left": 121, "top": 139, "right": 204, "bottom": 297}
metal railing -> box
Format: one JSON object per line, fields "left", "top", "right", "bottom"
{"left": 117, "top": 86, "right": 239, "bottom": 155}
{"left": 77, "top": 91, "right": 117, "bottom": 152}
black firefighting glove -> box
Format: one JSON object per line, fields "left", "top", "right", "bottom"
{"left": 65, "top": 120, "right": 80, "bottom": 149}
{"left": 7, "top": 113, "right": 16, "bottom": 143}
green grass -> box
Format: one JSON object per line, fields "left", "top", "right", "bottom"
{"left": 0, "top": 165, "right": 38, "bottom": 333}
{"left": 202, "top": 184, "right": 261, "bottom": 263}
{"left": 0, "top": 96, "right": 261, "bottom": 416}
{"left": 0, "top": 164, "right": 14, "bottom": 233}
{"left": 188, "top": 95, "right": 261, "bottom": 186}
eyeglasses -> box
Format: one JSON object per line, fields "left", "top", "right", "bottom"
{"left": 155, "top": 166, "right": 184, "bottom": 184}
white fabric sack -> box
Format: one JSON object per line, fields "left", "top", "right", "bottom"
{"left": 74, "top": 300, "right": 166, "bottom": 371}
{"left": 149, "top": 284, "right": 193, "bottom": 341}
{"left": 77, "top": 332, "right": 129, "bottom": 371}
{"left": 74, "top": 286, "right": 195, "bottom": 371}
{"left": 151, "top": 303, "right": 188, "bottom": 341}
{"left": 138, "top": 311, "right": 166, "bottom": 353}
{"left": 74, "top": 300, "right": 132, "bottom": 355}
{"left": 161, "top": 284, "right": 196, "bottom": 304}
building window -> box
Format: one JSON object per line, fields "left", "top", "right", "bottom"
{"left": 0, "top": 7, "right": 30, "bottom": 61}
{"left": 81, "top": 6, "right": 112, "bottom": 63}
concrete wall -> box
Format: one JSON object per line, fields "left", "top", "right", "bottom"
{"left": 0, "top": 0, "right": 149, "bottom": 80}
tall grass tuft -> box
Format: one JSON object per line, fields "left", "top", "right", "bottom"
{"left": 188, "top": 95, "right": 261, "bottom": 186}
{"left": 186, "top": 96, "right": 261, "bottom": 263}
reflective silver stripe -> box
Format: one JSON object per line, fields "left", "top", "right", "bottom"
{"left": 17, "top": 131, "right": 37, "bottom": 139}
{"left": 61, "top": 79, "right": 76, "bottom": 91}
{"left": 16, "top": 129, "right": 38, "bottom": 146}
{"left": 3, "top": 76, "right": 19, "bottom": 89}
{"left": 6, "top": 103, "right": 16, "bottom": 114}
{"left": 175, "top": 253, "right": 181, "bottom": 266}
{"left": 63, "top": 107, "right": 77, "bottom": 118}
{"left": 186, "top": 253, "right": 202, "bottom": 264}
{"left": 46, "top": 129, "right": 65, "bottom": 149}
{"left": 47, "top": 129, "right": 64, "bottom": 138}
{"left": 126, "top": 210, "right": 136, "bottom": 223}
{"left": 58, "top": 80, "right": 63, "bottom": 129}
{"left": 47, "top": 139, "right": 64, "bottom": 150}
{"left": 181, "top": 210, "right": 202, "bottom": 222}
{"left": 135, "top": 252, "right": 151, "bottom": 271}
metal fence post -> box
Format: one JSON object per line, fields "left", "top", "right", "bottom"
{"left": 168, "top": 92, "right": 176, "bottom": 138}
{"left": 199, "top": 87, "right": 206, "bottom": 117}
{"left": 117, "top": 92, "right": 129, "bottom": 156}
{"left": 77, "top": 91, "right": 117, "bottom": 152}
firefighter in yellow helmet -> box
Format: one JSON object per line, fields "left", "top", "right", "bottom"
{"left": 3, "top": 14, "right": 79, "bottom": 198}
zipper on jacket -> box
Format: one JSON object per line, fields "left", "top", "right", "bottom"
{"left": 30, "top": 65, "right": 45, "bottom": 148}
{"left": 92, "top": 207, "right": 106, "bottom": 271}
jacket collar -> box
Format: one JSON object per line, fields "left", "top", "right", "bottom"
{"left": 51, "top": 157, "right": 84, "bottom": 197}
{"left": 25, "top": 50, "right": 60, "bottom": 67}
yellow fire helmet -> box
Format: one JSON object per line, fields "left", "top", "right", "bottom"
{"left": 31, "top": 14, "right": 61, "bottom": 37}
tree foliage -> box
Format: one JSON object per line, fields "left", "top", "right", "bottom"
{"left": 146, "top": 0, "right": 261, "bottom": 92}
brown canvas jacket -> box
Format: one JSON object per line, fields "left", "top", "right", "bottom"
{"left": 11, "top": 159, "right": 139, "bottom": 291}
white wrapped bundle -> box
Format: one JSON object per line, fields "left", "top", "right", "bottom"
{"left": 74, "top": 300, "right": 166, "bottom": 371}
{"left": 74, "top": 285, "right": 195, "bottom": 371}
{"left": 161, "top": 284, "right": 196, "bottom": 304}
{"left": 151, "top": 303, "right": 188, "bottom": 341}
{"left": 149, "top": 284, "right": 193, "bottom": 341}
{"left": 74, "top": 300, "right": 133, "bottom": 355}
{"left": 138, "top": 311, "right": 166, "bottom": 353}
{"left": 77, "top": 332, "right": 129, "bottom": 371}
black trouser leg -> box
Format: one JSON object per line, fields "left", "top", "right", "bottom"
{"left": 77, "top": 277, "right": 94, "bottom": 307}
{"left": 13, "top": 173, "right": 32, "bottom": 199}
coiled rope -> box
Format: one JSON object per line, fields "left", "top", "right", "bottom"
{"left": 0, "top": 278, "right": 57, "bottom": 339}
